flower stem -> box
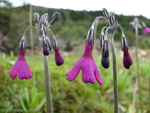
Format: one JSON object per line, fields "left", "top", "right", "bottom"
{"left": 135, "top": 25, "right": 143, "bottom": 113}
{"left": 110, "top": 36, "right": 119, "bottom": 113}
{"left": 43, "top": 55, "right": 53, "bottom": 113}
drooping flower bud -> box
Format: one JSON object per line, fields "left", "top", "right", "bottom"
{"left": 41, "top": 36, "right": 51, "bottom": 56}
{"left": 123, "top": 48, "right": 133, "bottom": 69}
{"left": 33, "top": 13, "right": 40, "bottom": 24}
{"left": 39, "top": 15, "right": 46, "bottom": 28}
{"left": 19, "top": 38, "right": 26, "bottom": 55}
{"left": 109, "top": 12, "right": 115, "bottom": 27}
{"left": 121, "top": 35, "right": 128, "bottom": 51}
{"left": 101, "top": 39, "right": 109, "bottom": 69}
{"left": 102, "top": 8, "right": 110, "bottom": 20}
{"left": 50, "top": 12, "right": 60, "bottom": 25}
{"left": 52, "top": 38, "right": 64, "bottom": 66}
{"left": 86, "top": 28, "right": 95, "bottom": 45}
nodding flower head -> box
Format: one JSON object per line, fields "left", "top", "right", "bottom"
{"left": 121, "top": 35, "right": 133, "bottom": 69}
{"left": 52, "top": 38, "right": 64, "bottom": 66}
{"left": 66, "top": 29, "right": 103, "bottom": 85}
{"left": 9, "top": 38, "right": 32, "bottom": 79}
{"left": 41, "top": 36, "right": 52, "bottom": 56}
{"left": 101, "top": 39, "right": 109, "bottom": 69}
{"left": 50, "top": 12, "right": 60, "bottom": 26}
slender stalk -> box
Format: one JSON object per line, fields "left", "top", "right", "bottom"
{"left": 43, "top": 56, "right": 53, "bottom": 113}
{"left": 110, "top": 36, "right": 119, "bottom": 113}
{"left": 135, "top": 24, "right": 143, "bottom": 113}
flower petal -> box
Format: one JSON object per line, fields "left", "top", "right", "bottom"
{"left": 93, "top": 60, "right": 103, "bottom": 85}
{"left": 82, "top": 57, "right": 96, "bottom": 83}
{"left": 18, "top": 56, "right": 32, "bottom": 79}
{"left": 66, "top": 57, "right": 84, "bottom": 81}
{"left": 9, "top": 58, "right": 19, "bottom": 79}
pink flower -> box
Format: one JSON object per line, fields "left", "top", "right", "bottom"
{"left": 142, "top": 27, "right": 150, "bottom": 35}
{"left": 123, "top": 47, "right": 133, "bottom": 69}
{"left": 66, "top": 41, "right": 103, "bottom": 85}
{"left": 9, "top": 40, "right": 32, "bottom": 79}
{"left": 54, "top": 48, "right": 64, "bottom": 66}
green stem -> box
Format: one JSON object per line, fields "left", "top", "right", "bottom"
{"left": 135, "top": 24, "right": 143, "bottom": 113}
{"left": 43, "top": 56, "right": 53, "bottom": 113}
{"left": 110, "top": 36, "right": 119, "bottom": 113}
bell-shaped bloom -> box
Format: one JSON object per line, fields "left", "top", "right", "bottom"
{"left": 9, "top": 40, "right": 32, "bottom": 79}
{"left": 123, "top": 47, "right": 133, "bottom": 69}
{"left": 142, "top": 27, "right": 150, "bottom": 35}
{"left": 54, "top": 48, "right": 64, "bottom": 66}
{"left": 66, "top": 41, "right": 103, "bottom": 85}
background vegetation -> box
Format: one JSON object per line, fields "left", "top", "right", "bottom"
{"left": 0, "top": 1, "right": 150, "bottom": 113}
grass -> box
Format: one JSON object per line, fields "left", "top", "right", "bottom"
{"left": 0, "top": 48, "right": 150, "bottom": 113}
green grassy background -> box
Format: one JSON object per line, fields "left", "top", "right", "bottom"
{"left": 0, "top": 46, "right": 150, "bottom": 113}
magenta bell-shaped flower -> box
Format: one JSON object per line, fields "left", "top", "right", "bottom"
{"left": 123, "top": 47, "right": 133, "bottom": 69}
{"left": 9, "top": 39, "right": 32, "bottom": 79}
{"left": 54, "top": 48, "right": 64, "bottom": 66}
{"left": 66, "top": 40, "right": 103, "bottom": 85}
{"left": 142, "top": 27, "right": 150, "bottom": 35}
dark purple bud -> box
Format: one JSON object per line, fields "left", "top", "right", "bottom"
{"left": 54, "top": 48, "right": 64, "bottom": 66}
{"left": 121, "top": 35, "right": 128, "bottom": 51}
{"left": 109, "top": 12, "right": 115, "bottom": 27}
{"left": 33, "top": 13, "right": 40, "bottom": 24}
{"left": 101, "top": 39, "right": 109, "bottom": 69}
{"left": 102, "top": 8, "right": 110, "bottom": 20}
{"left": 42, "top": 36, "right": 51, "bottom": 56}
{"left": 19, "top": 38, "right": 26, "bottom": 55}
{"left": 86, "top": 28, "right": 95, "bottom": 45}
{"left": 123, "top": 48, "right": 133, "bottom": 69}
{"left": 50, "top": 12, "right": 60, "bottom": 25}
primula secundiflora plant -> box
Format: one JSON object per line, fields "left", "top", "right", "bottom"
{"left": 9, "top": 12, "right": 63, "bottom": 113}
{"left": 66, "top": 8, "right": 133, "bottom": 113}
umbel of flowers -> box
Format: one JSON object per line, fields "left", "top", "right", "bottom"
{"left": 9, "top": 12, "right": 64, "bottom": 113}
{"left": 9, "top": 12, "right": 64, "bottom": 79}
{"left": 66, "top": 8, "right": 133, "bottom": 113}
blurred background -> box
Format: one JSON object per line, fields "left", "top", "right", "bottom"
{"left": 0, "top": 0, "right": 150, "bottom": 113}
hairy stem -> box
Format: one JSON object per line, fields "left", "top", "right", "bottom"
{"left": 110, "top": 36, "right": 119, "bottom": 113}
{"left": 43, "top": 56, "right": 53, "bottom": 113}
{"left": 135, "top": 24, "right": 143, "bottom": 113}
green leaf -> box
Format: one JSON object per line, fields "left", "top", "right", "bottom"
{"left": 35, "top": 98, "right": 46, "bottom": 111}
{"left": 19, "top": 91, "right": 27, "bottom": 111}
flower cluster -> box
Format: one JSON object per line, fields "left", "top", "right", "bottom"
{"left": 66, "top": 29, "right": 103, "bottom": 85}
{"left": 66, "top": 8, "right": 133, "bottom": 85}
{"left": 100, "top": 8, "right": 133, "bottom": 69}
{"left": 9, "top": 12, "right": 64, "bottom": 80}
